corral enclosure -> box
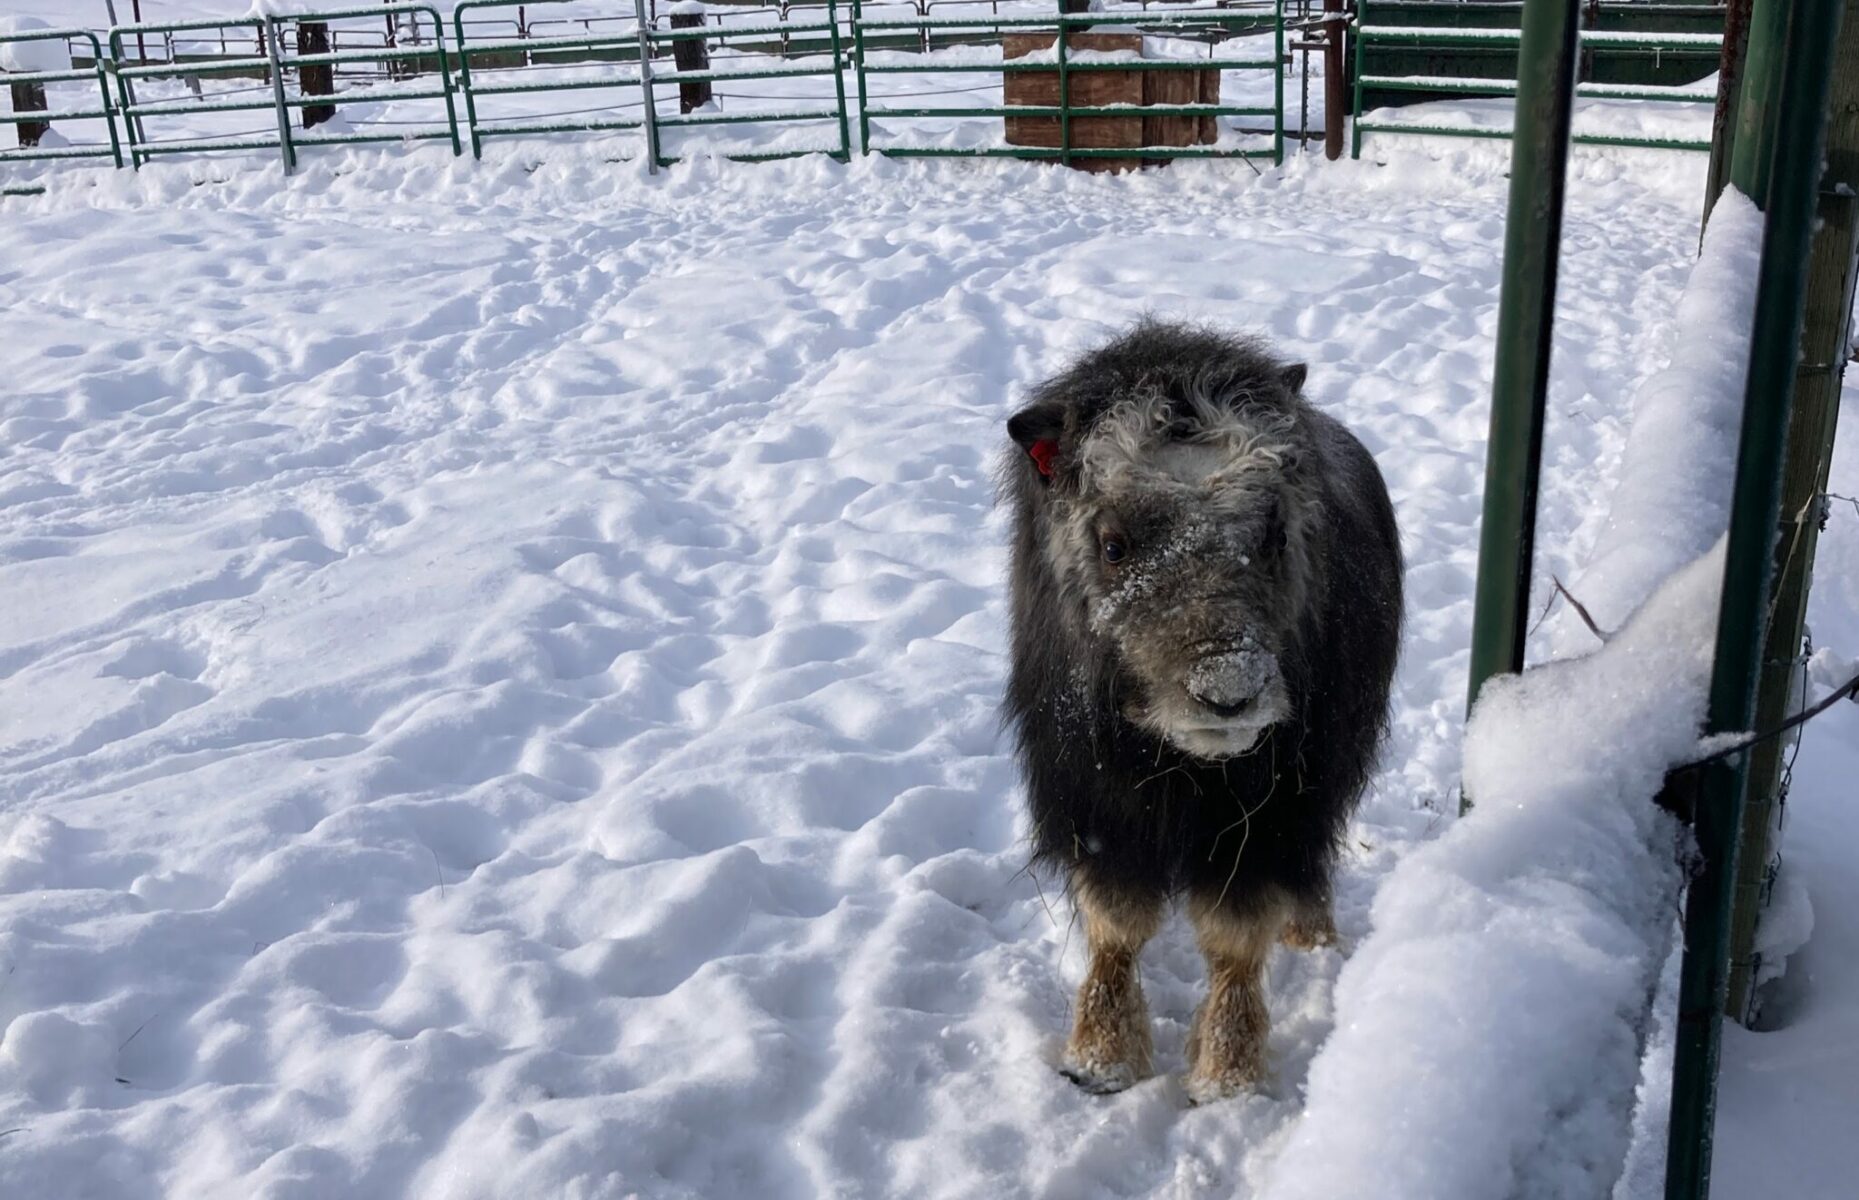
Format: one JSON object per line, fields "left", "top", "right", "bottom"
{"left": 0, "top": 0, "right": 1299, "bottom": 177}
{"left": 1, "top": 1, "right": 1855, "bottom": 1198}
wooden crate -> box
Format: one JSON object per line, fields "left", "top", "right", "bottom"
{"left": 1142, "top": 66, "right": 1200, "bottom": 152}
{"left": 1002, "top": 32, "right": 1143, "bottom": 173}
{"left": 1003, "top": 33, "right": 1222, "bottom": 172}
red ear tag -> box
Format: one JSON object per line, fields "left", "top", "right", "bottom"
{"left": 1029, "top": 438, "right": 1058, "bottom": 479}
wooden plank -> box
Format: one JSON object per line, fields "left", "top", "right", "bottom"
{"left": 1003, "top": 31, "right": 1142, "bottom": 172}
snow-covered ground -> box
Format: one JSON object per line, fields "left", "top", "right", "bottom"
{"left": 4, "top": 14, "right": 1857, "bottom": 1196}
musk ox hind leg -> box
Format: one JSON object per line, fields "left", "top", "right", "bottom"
{"left": 1183, "top": 892, "right": 1287, "bottom": 1104}
{"left": 1060, "top": 875, "right": 1164, "bottom": 1095}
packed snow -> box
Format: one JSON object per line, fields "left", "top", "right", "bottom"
{"left": 4, "top": 7, "right": 1857, "bottom": 1196}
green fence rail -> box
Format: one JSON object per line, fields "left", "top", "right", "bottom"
{"left": 0, "top": 27, "right": 122, "bottom": 166}
{"left": 1350, "top": 0, "right": 1725, "bottom": 157}
{"left": 453, "top": 0, "right": 650, "bottom": 157}
{"left": 105, "top": 4, "right": 461, "bottom": 173}
{"left": 3, "top": 1, "right": 1301, "bottom": 178}
{"left": 852, "top": 5, "right": 1284, "bottom": 164}
{"left": 646, "top": 0, "right": 852, "bottom": 165}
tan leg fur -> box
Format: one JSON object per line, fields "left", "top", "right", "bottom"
{"left": 1278, "top": 898, "right": 1338, "bottom": 950}
{"left": 1184, "top": 895, "right": 1285, "bottom": 1104}
{"left": 1061, "top": 878, "right": 1163, "bottom": 1094}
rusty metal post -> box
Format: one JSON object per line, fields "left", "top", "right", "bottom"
{"left": 8, "top": 78, "right": 48, "bottom": 148}
{"left": 669, "top": 7, "right": 712, "bottom": 114}
{"left": 297, "top": 21, "right": 336, "bottom": 128}
{"left": 1324, "top": 0, "right": 1345, "bottom": 160}
{"left": 1704, "top": 0, "right": 1754, "bottom": 222}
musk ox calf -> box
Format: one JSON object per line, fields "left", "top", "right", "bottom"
{"left": 1002, "top": 320, "right": 1402, "bottom": 1103}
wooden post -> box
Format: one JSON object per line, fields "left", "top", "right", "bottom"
{"left": 669, "top": 6, "right": 712, "bottom": 115}
{"left": 8, "top": 78, "right": 48, "bottom": 148}
{"left": 297, "top": 21, "right": 335, "bottom": 129}
{"left": 1723, "top": 0, "right": 1859, "bottom": 1024}
{"left": 1323, "top": 0, "right": 1345, "bottom": 160}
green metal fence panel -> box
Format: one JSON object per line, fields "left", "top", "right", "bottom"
{"left": 107, "top": 4, "right": 461, "bottom": 172}
{"left": 453, "top": 0, "right": 648, "bottom": 158}
{"left": 0, "top": 27, "right": 123, "bottom": 167}
{"left": 1350, "top": 0, "right": 1725, "bottom": 155}
{"left": 645, "top": 1, "right": 852, "bottom": 165}
{"left": 852, "top": 5, "right": 1285, "bottom": 165}
{"left": 453, "top": 0, "right": 851, "bottom": 166}
{"left": 13, "top": 1, "right": 1291, "bottom": 179}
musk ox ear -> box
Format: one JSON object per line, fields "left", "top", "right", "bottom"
{"left": 1007, "top": 402, "right": 1067, "bottom": 481}
{"left": 1280, "top": 363, "right": 1308, "bottom": 394}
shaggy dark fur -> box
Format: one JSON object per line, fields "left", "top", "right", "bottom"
{"left": 1001, "top": 320, "right": 1403, "bottom": 1094}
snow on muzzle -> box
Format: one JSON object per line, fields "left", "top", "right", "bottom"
{"left": 1159, "top": 640, "right": 1287, "bottom": 758}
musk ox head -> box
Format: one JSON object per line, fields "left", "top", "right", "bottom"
{"left": 1007, "top": 323, "right": 1317, "bottom": 761}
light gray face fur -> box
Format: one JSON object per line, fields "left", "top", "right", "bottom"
{"left": 1044, "top": 390, "right": 1311, "bottom": 760}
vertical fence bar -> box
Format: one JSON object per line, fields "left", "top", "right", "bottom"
{"left": 1460, "top": 0, "right": 1579, "bottom": 755}
{"left": 1323, "top": 0, "right": 1344, "bottom": 160}
{"left": 87, "top": 33, "right": 125, "bottom": 168}
{"left": 633, "top": 0, "right": 662, "bottom": 170}
{"left": 851, "top": 0, "right": 871, "bottom": 154}
{"left": 1350, "top": 0, "right": 1367, "bottom": 158}
{"left": 262, "top": 16, "right": 297, "bottom": 174}
{"left": 1726, "top": 0, "right": 1790, "bottom": 205}
{"left": 1702, "top": 0, "right": 1753, "bottom": 221}
{"left": 107, "top": 30, "right": 142, "bottom": 167}
{"left": 453, "top": 4, "right": 484, "bottom": 159}
{"left": 1725, "top": 0, "right": 1859, "bottom": 1024}
{"left": 1056, "top": 14, "right": 1070, "bottom": 168}
{"left": 827, "top": 0, "right": 850, "bottom": 162}
{"left": 424, "top": 6, "right": 464, "bottom": 157}
{"left": 1273, "top": 0, "right": 1284, "bottom": 163}
{"left": 1664, "top": 0, "right": 1846, "bottom": 1193}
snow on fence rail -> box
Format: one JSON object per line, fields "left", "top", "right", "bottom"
{"left": 1264, "top": 194, "right": 1766, "bottom": 1200}
{"left": 0, "top": 0, "right": 1283, "bottom": 178}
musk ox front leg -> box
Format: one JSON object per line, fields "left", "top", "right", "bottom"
{"left": 1279, "top": 890, "right": 1339, "bottom": 950}
{"left": 1060, "top": 876, "right": 1163, "bottom": 1094}
{"left": 1184, "top": 894, "right": 1284, "bottom": 1103}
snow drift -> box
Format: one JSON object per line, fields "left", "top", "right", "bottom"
{"left": 1266, "top": 191, "right": 1764, "bottom": 1200}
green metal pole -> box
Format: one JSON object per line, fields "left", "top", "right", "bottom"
{"left": 827, "top": 0, "right": 851, "bottom": 162}
{"left": 1351, "top": 3, "right": 1367, "bottom": 159}
{"left": 1273, "top": 0, "right": 1284, "bottom": 164}
{"left": 1727, "top": 0, "right": 1792, "bottom": 204}
{"left": 1057, "top": 14, "right": 1071, "bottom": 169}
{"left": 86, "top": 33, "right": 124, "bottom": 169}
{"left": 1460, "top": 0, "right": 1579, "bottom": 749}
{"left": 261, "top": 17, "right": 296, "bottom": 175}
{"left": 1726, "top": 0, "right": 1859, "bottom": 1022}
{"left": 453, "top": 4, "right": 485, "bottom": 159}
{"left": 423, "top": 6, "right": 462, "bottom": 157}
{"left": 107, "top": 30, "right": 141, "bottom": 168}
{"left": 1664, "top": 0, "right": 1845, "bottom": 1194}
{"left": 852, "top": 0, "right": 871, "bottom": 156}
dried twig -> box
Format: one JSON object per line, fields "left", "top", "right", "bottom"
{"left": 1674, "top": 668, "right": 1859, "bottom": 772}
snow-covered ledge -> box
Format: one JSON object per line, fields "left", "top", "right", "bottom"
{"left": 1264, "top": 193, "right": 1765, "bottom": 1200}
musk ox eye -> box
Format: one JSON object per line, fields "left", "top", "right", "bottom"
{"left": 1102, "top": 538, "right": 1127, "bottom": 565}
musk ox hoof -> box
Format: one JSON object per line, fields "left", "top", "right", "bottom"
{"left": 1059, "top": 1055, "right": 1140, "bottom": 1095}
{"left": 1278, "top": 911, "right": 1340, "bottom": 951}
{"left": 1183, "top": 1068, "right": 1262, "bottom": 1107}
